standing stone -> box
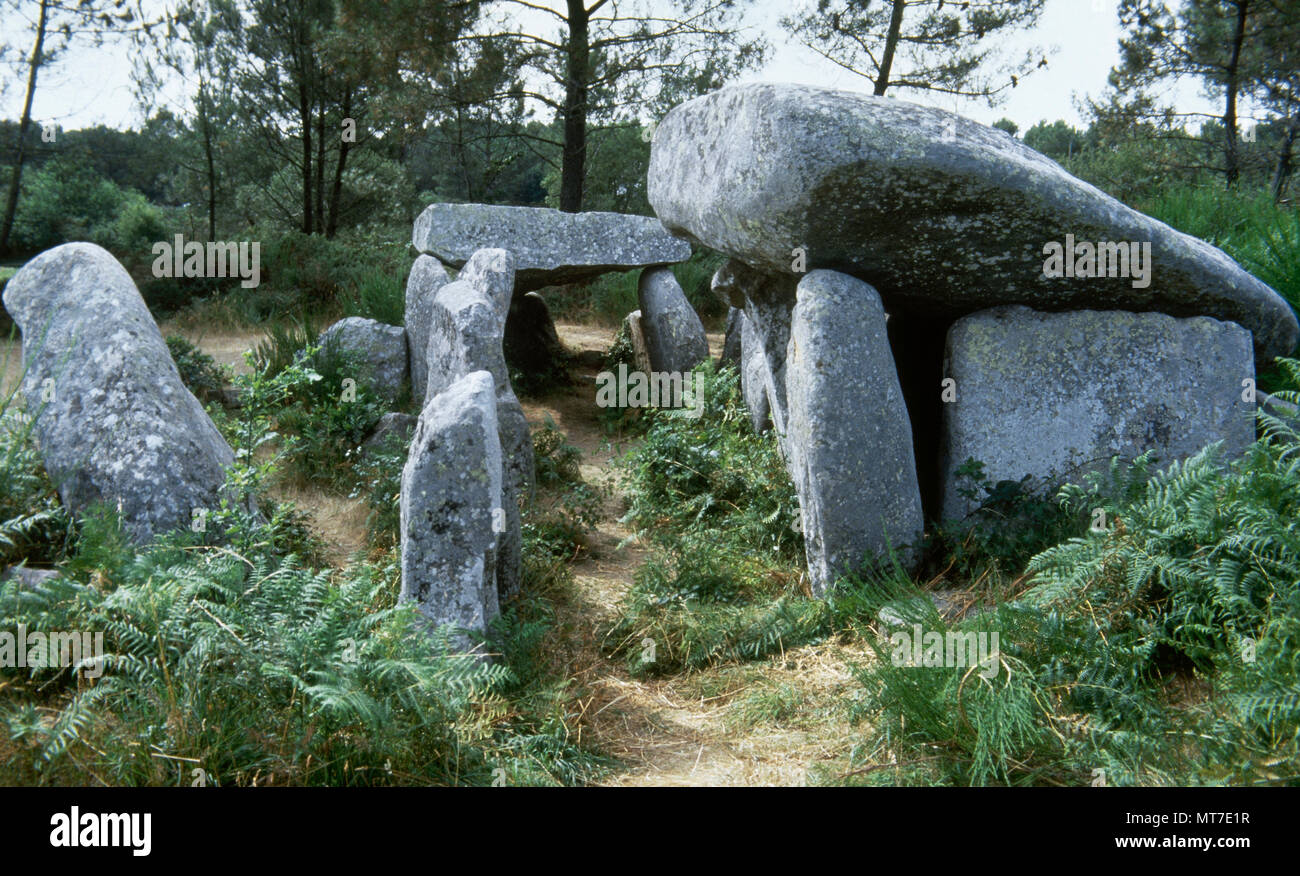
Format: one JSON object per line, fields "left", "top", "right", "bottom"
{"left": 719, "top": 306, "right": 744, "bottom": 369}
{"left": 401, "top": 371, "right": 502, "bottom": 648}
{"left": 939, "top": 306, "right": 1257, "bottom": 521}
{"left": 412, "top": 203, "right": 692, "bottom": 292}
{"left": 2, "top": 243, "right": 236, "bottom": 543}
{"left": 425, "top": 249, "right": 532, "bottom": 601}
{"left": 715, "top": 259, "right": 796, "bottom": 441}
{"left": 318, "top": 317, "right": 409, "bottom": 404}
{"left": 738, "top": 310, "right": 770, "bottom": 433}
{"left": 636, "top": 266, "right": 709, "bottom": 376}
{"left": 457, "top": 248, "right": 515, "bottom": 320}
{"left": 647, "top": 82, "right": 1297, "bottom": 364}
{"left": 405, "top": 255, "right": 451, "bottom": 401}
{"left": 786, "top": 270, "right": 924, "bottom": 595}
{"left": 623, "top": 310, "right": 653, "bottom": 374}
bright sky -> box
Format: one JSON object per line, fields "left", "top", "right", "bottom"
{"left": 0, "top": 0, "right": 1229, "bottom": 134}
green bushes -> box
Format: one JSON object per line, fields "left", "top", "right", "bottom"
{"left": 7, "top": 157, "right": 170, "bottom": 264}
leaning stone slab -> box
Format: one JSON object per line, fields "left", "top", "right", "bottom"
{"left": 939, "top": 306, "right": 1257, "bottom": 521}
{"left": 318, "top": 317, "right": 408, "bottom": 404}
{"left": 405, "top": 255, "right": 451, "bottom": 401}
{"left": 412, "top": 203, "right": 692, "bottom": 292}
{"left": 400, "top": 370, "right": 502, "bottom": 647}
{"left": 2, "top": 243, "right": 236, "bottom": 543}
{"left": 648, "top": 83, "right": 1298, "bottom": 363}
{"left": 786, "top": 270, "right": 924, "bottom": 594}
{"left": 505, "top": 291, "right": 568, "bottom": 377}
{"left": 637, "top": 266, "right": 709, "bottom": 377}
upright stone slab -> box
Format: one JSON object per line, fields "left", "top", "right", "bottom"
{"left": 714, "top": 259, "right": 796, "bottom": 440}
{"left": 738, "top": 309, "right": 770, "bottom": 433}
{"left": 425, "top": 249, "right": 534, "bottom": 499}
{"left": 318, "top": 317, "right": 408, "bottom": 404}
{"left": 400, "top": 371, "right": 502, "bottom": 648}
{"left": 412, "top": 203, "right": 692, "bottom": 292}
{"left": 425, "top": 249, "right": 532, "bottom": 601}
{"left": 2, "top": 243, "right": 236, "bottom": 543}
{"left": 647, "top": 83, "right": 1297, "bottom": 365}
{"left": 405, "top": 255, "right": 451, "bottom": 401}
{"left": 637, "top": 266, "right": 709, "bottom": 376}
{"left": 786, "top": 270, "right": 924, "bottom": 595}
{"left": 940, "top": 306, "right": 1257, "bottom": 521}
{"left": 622, "top": 310, "right": 653, "bottom": 374}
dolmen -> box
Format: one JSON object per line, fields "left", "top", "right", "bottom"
{"left": 648, "top": 82, "right": 1298, "bottom": 596}
{"left": 400, "top": 204, "right": 699, "bottom": 646}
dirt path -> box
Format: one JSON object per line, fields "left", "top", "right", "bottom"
{"left": 526, "top": 324, "right": 865, "bottom": 786}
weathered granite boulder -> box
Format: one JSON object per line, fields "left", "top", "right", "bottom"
{"left": 457, "top": 247, "right": 514, "bottom": 318}
{"left": 400, "top": 371, "right": 502, "bottom": 647}
{"left": 1, "top": 565, "right": 62, "bottom": 590}
{"left": 404, "top": 255, "right": 451, "bottom": 401}
{"left": 412, "top": 203, "right": 692, "bottom": 292}
{"left": 940, "top": 306, "right": 1257, "bottom": 521}
{"left": 318, "top": 317, "right": 408, "bottom": 403}
{"left": 786, "top": 270, "right": 924, "bottom": 594}
{"left": 2, "top": 243, "right": 236, "bottom": 543}
{"left": 637, "top": 266, "right": 709, "bottom": 376}
{"left": 719, "top": 306, "right": 743, "bottom": 369}
{"left": 648, "top": 83, "right": 1298, "bottom": 364}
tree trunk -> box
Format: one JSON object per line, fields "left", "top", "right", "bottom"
{"left": 300, "top": 90, "right": 314, "bottom": 234}
{"left": 559, "top": 0, "right": 590, "bottom": 213}
{"left": 199, "top": 84, "right": 217, "bottom": 241}
{"left": 326, "top": 89, "right": 352, "bottom": 238}
{"left": 875, "top": 0, "right": 907, "bottom": 96}
{"left": 0, "top": 0, "right": 50, "bottom": 255}
{"left": 315, "top": 102, "right": 327, "bottom": 233}
{"left": 1222, "top": 0, "right": 1249, "bottom": 188}
{"left": 1272, "top": 110, "right": 1298, "bottom": 204}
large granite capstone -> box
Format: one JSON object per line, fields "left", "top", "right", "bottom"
{"left": 648, "top": 83, "right": 1298, "bottom": 363}
{"left": 412, "top": 203, "right": 692, "bottom": 292}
